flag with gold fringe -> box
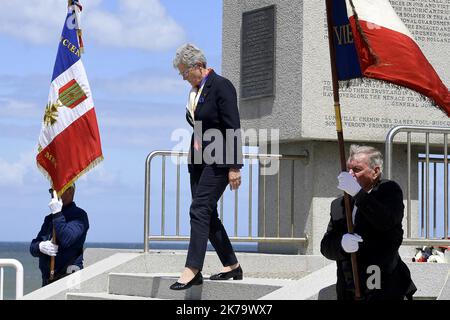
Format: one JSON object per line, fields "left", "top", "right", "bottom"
{"left": 37, "top": 0, "right": 102, "bottom": 196}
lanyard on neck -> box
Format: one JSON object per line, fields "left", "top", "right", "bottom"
{"left": 189, "top": 69, "right": 212, "bottom": 120}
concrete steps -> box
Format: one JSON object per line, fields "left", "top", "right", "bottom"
{"left": 66, "top": 292, "right": 163, "bottom": 300}
{"left": 22, "top": 250, "right": 448, "bottom": 300}
{"left": 23, "top": 252, "right": 330, "bottom": 300}
{"left": 66, "top": 272, "right": 295, "bottom": 300}
{"left": 406, "top": 262, "right": 450, "bottom": 300}
{"left": 437, "top": 269, "right": 450, "bottom": 300}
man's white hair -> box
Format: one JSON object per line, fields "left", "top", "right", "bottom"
{"left": 348, "top": 144, "right": 383, "bottom": 173}
{"left": 173, "top": 43, "right": 207, "bottom": 69}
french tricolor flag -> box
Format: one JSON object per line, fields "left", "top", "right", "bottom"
{"left": 333, "top": 0, "right": 450, "bottom": 116}
{"left": 36, "top": 1, "right": 103, "bottom": 195}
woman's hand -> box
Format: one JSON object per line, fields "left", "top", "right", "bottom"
{"left": 229, "top": 168, "right": 241, "bottom": 190}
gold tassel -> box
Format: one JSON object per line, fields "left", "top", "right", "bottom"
{"left": 37, "top": 155, "right": 104, "bottom": 197}
{"left": 77, "top": 29, "right": 84, "bottom": 54}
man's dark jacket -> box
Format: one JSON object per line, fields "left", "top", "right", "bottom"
{"left": 187, "top": 70, "right": 243, "bottom": 173}
{"left": 320, "top": 179, "right": 417, "bottom": 300}
{"left": 30, "top": 201, "right": 89, "bottom": 285}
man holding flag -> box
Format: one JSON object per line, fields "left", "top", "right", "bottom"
{"left": 323, "top": 0, "right": 449, "bottom": 299}
{"left": 31, "top": 0, "right": 102, "bottom": 284}
{"left": 321, "top": 145, "right": 416, "bottom": 300}
{"left": 30, "top": 184, "right": 89, "bottom": 286}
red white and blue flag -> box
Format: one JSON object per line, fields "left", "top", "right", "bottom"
{"left": 332, "top": 0, "right": 450, "bottom": 116}
{"left": 37, "top": 1, "right": 103, "bottom": 196}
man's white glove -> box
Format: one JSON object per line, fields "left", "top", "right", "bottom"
{"left": 341, "top": 233, "right": 363, "bottom": 253}
{"left": 337, "top": 172, "right": 362, "bottom": 197}
{"left": 39, "top": 240, "right": 59, "bottom": 256}
{"left": 48, "top": 190, "right": 63, "bottom": 214}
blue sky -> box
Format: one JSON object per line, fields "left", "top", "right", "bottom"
{"left": 0, "top": 0, "right": 240, "bottom": 243}
{"left": 1, "top": 1, "right": 448, "bottom": 247}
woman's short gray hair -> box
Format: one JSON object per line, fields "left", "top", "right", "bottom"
{"left": 348, "top": 144, "right": 383, "bottom": 173}
{"left": 173, "top": 43, "right": 207, "bottom": 69}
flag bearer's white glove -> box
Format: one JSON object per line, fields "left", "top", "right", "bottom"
{"left": 337, "top": 172, "right": 362, "bottom": 197}
{"left": 39, "top": 240, "right": 59, "bottom": 256}
{"left": 48, "top": 190, "right": 63, "bottom": 214}
{"left": 341, "top": 233, "right": 363, "bottom": 253}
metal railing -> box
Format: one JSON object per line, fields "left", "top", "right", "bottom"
{"left": 0, "top": 259, "right": 24, "bottom": 300}
{"left": 385, "top": 125, "right": 450, "bottom": 246}
{"left": 143, "top": 150, "right": 309, "bottom": 252}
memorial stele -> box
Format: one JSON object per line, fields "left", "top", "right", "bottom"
{"left": 222, "top": 0, "right": 450, "bottom": 254}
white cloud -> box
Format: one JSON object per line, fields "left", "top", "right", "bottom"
{"left": 0, "top": 148, "right": 123, "bottom": 193}
{"left": 0, "top": 150, "right": 36, "bottom": 187}
{"left": 0, "top": 0, "right": 68, "bottom": 44}
{"left": 101, "top": 114, "right": 185, "bottom": 129}
{"left": 102, "top": 76, "right": 186, "bottom": 96}
{"left": 76, "top": 162, "right": 120, "bottom": 186}
{"left": 0, "top": 0, "right": 186, "bottom": 51}
{"left": 86, "top": 0, "right": 186, "bottom": 51}
{"left": 0, "top": 98, "right": 42, "bottom": 118}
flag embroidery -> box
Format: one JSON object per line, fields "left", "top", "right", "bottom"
{"left": 36, "top": 1, "right": 103, "bottom": 195}
{"left": 58, "top": 79, "right": 87, "bottom": 109}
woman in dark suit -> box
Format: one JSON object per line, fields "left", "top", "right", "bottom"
{"left": 170, "top": 43, "right": 244, "bottom": 290}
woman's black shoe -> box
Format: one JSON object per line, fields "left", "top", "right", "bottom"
{"left": 209, "top": 265, "right": 243, "bottom": 280}
{"left": 169, "top": 271, "right": 203, "bottom": 290}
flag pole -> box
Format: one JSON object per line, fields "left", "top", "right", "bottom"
{"left": 49, "top": 2, "right": 76, "bottom": 285}
{"left": 49, "top": 226, "right": 56, "bottom": 283}
{"left": 48, "top": 0, "right": 72, "bottom": 285}
{"left": 48, "top": 187, "right": 56, "bottom": 283}
{"left": 325, "top": 0, "right": 362, "bottom": 300}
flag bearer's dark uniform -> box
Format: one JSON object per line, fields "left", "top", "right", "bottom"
{"left": 30, "top": 201, "right": 89, "bottom": 286}
{"left": 321, "top": 179, "right": 417, "bottom": 300}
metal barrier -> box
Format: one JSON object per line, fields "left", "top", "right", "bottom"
{"left": 385, "top": 125, "right": 450, "bottom": 246}
{"left": 0, "top": 259, "right": 24, "bottom": 300}
{"left": 143, "top": 150, "right": 309, "bottom": 252}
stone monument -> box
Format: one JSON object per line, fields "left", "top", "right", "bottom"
{"left": 222, "top": 0, "right": 450, "bottom": 254}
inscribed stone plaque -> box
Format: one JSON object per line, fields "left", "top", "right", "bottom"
{"left": 241, "top": 5, "right": 275, "bottom": 99}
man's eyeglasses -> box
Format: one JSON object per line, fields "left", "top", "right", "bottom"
{"left": 179, "top": 65, "right": 199, "bottom": 78}
{"left": 179, "top": 67, "right": 192, "bottom": 78}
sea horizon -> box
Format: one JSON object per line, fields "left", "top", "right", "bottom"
{"left": 0, "top": 241, "right": 257, "bottom": 300}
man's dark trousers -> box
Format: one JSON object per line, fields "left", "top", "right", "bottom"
{"left": 186, "top": 164, "right": 238, "bottom": 270}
